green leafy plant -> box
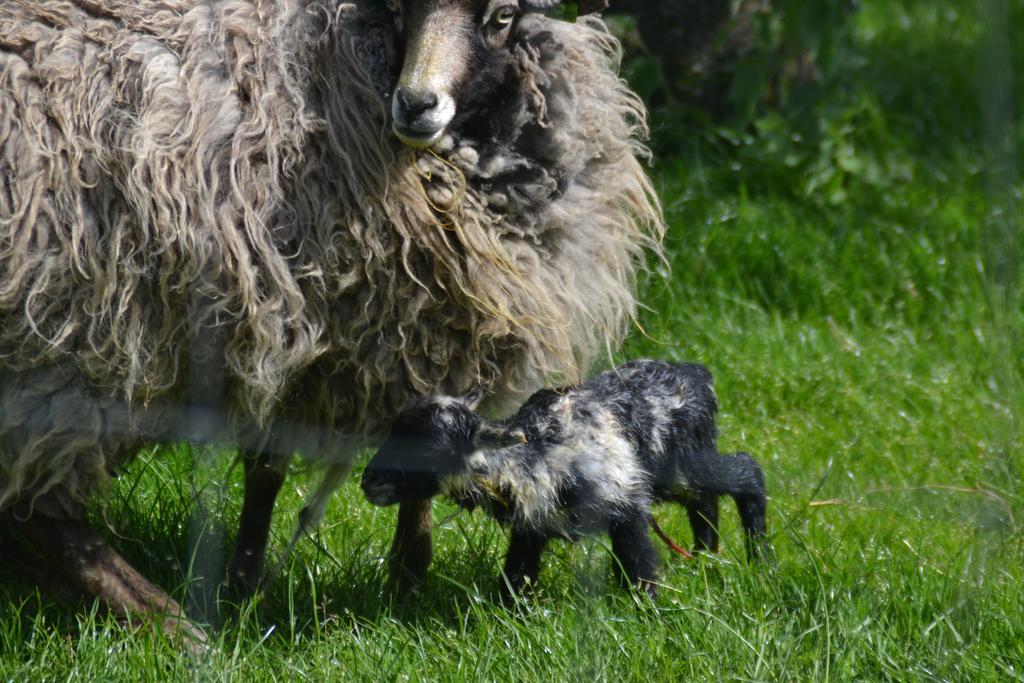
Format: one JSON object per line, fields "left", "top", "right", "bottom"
{"left": 549, "top": 2, "right": 579, "bottom": 22}
{"left": 619, "top": 1, "right": 914, "bottom": 208}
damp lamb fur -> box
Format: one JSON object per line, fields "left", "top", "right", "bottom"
{"left": 361, "top": 359, "right": 770, "bottom": 598}
{"left": 0, "top": 0, "right": 662, "bottom": 522}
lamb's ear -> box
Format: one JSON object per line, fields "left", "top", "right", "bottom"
{"left": 458, "top": 386, "right": 486, "bottom": 410}
{"left": 472, "top": 425, "right": 528, "bottom": 450}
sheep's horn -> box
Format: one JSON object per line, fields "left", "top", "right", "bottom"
{"left": 521, "top": 0, "right": 609, "bottom": 15}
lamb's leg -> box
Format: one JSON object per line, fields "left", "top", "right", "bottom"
{"left": 734, "top": 490, "right": 769, "bottom": 559}
{"left": 685, "top": 450, "right": 770, "bottom": 560}
{"left": 715, "top": 452, "right": 769, "bottom": 560}
{"left": 685, "top": 492, "right": 720, "bottom": 553}
{"left": 388, "top": 499, "right": 433, "bottom": 594}
{"left": 7, "top": 513, "right": 207, "bottom": 649}
{"left": 726, "top": 453, "right": 770, "bottom": 559}
{"left": 499, "top": 528, "right": 548, "bottom": 601}
{"left": 609, "top": 513, "right": 660, "bottom": 598}
{"left": 226, "top": 450, "right": 287, "bottom": 599}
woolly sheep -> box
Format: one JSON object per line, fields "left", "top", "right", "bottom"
{"left": 0, "top": 0, "right": 661, "bottom": 639}
{"left": 361, "top": 360, "right": 770, "bottom": 598}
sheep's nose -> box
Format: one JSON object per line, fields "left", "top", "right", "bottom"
{"left": 395, "top": 86, "right": 439, "bottom": 121}
{"left": 391, "top": 86, "right": 454, "bottom": 147}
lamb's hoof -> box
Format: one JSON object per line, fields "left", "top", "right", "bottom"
{"left": 636, "top": 579, "right": 658, "bottom": 601}
{"left": 498, "top": 579, "right": 526, "bottom": 608}
{"left": 749, "top": 539, "right": 777, "bottom": 566}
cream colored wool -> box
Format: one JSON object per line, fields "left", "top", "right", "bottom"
{"left": 0, "top": 0, "right": 663, "bottom": 517}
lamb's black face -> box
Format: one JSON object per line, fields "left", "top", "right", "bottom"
{"left": 384, "top": 0, "right": 531, "bottom": 148}
{"left": 361, "top": 397, "right": 481, "bottom": 505}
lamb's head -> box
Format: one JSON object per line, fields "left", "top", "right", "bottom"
{"left": 384, "top": 0, "right": 607, "bottom": 148}
{"left": 361, "top": 392, "right": 486, "bottom": 505}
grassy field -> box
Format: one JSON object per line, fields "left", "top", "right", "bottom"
{"left": 2, "top": 1, "right": 1022, "bottom": 680}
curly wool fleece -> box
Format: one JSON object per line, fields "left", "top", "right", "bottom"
{"left": 0, "top": 0, "right": 663, "bottom": 517}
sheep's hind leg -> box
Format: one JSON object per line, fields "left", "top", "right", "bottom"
{"left": 499, "top": 528, "right": 548, "bottom": 603}
{"left": 7, "top": 512, "right": 207, "bottom": 650}
{"left": 609, "top": 513, "right": 660, "bottom": 598}
{"left": 226, "top": 450, "right": 287, "bottom": 600}
{"left": 388, "top": 499, "right": 433, "bottom": 594}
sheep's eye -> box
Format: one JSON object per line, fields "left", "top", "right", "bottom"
{"left": 488, "top": 5, "right": 518, "bottom": 29}
{"left": 383, "top": 0, "right": 400, "bottom": 13}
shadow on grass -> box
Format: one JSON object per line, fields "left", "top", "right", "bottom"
{"left": 0, "top": 494, "right": 514, "bottom": 647}
{"left": 0, "top": 494, "right": 749, "bottom": 650}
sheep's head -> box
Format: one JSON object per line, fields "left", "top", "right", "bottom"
{"left": 361, "top": 392, "right": 486, "bottom": 505}
{"left": 384, "top": 0, "right": 607, "bottom": 148}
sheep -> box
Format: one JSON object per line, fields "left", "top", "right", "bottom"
{"left": 0, "top": 0, "right": 662, "bottom": 639}
{"left": 361, "top": 359, "right": 770, "bottom": 598}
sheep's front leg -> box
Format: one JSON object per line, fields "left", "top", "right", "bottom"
{"left": 0, "top": 517, "right": 86, "bottom": 603}
{"left": 388, "top": 499, "right": 433, "bottom": 594}
{"left": 609, "top": 514, "right": 660, "bottom": 598}
{"left": 500, "top": 528, "right": 548, "bottom": 601}
{"left": 226, "top": 450, "right": 287, "bottom": 599}
{"left": 7, "top": 512, "right": 207, "bottom": 650}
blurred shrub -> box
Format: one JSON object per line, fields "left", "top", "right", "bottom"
{"left": 612, "top": 0, "right": 857, "bottom": 119}
{"left": 610, "top": 0, "right": 910, "bottom": 208}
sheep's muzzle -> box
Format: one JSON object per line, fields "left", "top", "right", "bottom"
{"left": 389, "top": 2, "right": 470, "bottom": 148}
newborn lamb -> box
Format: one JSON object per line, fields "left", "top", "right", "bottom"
{"left": 361, "top": 360, "right": 769, "bottom": 598}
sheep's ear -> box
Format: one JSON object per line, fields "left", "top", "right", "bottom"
{"left": 472, "top": 425, "right": 528, "bottom": 450}
{"left": 458, "top": 386, "right": 486, "bottom": 410}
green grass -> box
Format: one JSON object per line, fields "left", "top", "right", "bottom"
{"left": 2, "top": 1, "right": 1023, "bottom": 680}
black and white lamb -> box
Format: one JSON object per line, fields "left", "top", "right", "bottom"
{"left": 361, "top": 359, "right": 770, "bottom": 598}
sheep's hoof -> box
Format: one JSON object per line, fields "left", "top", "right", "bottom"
{"left": 387, "top": 558, "right": 429, "bottom": 596}
{"left": 222, "top": 575, "right": 260, "bottom": 607}
{"left": 387, "top": 541, "right": 432, "bottom": 594}
{"left": 224, "top": 554, "right": 264, "bottom": 603}
{"left": 154, "top": 613, "right": 210, "bottom": 655}
{"left": 7, "top": 512, "right": 210, "bottom": 654}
